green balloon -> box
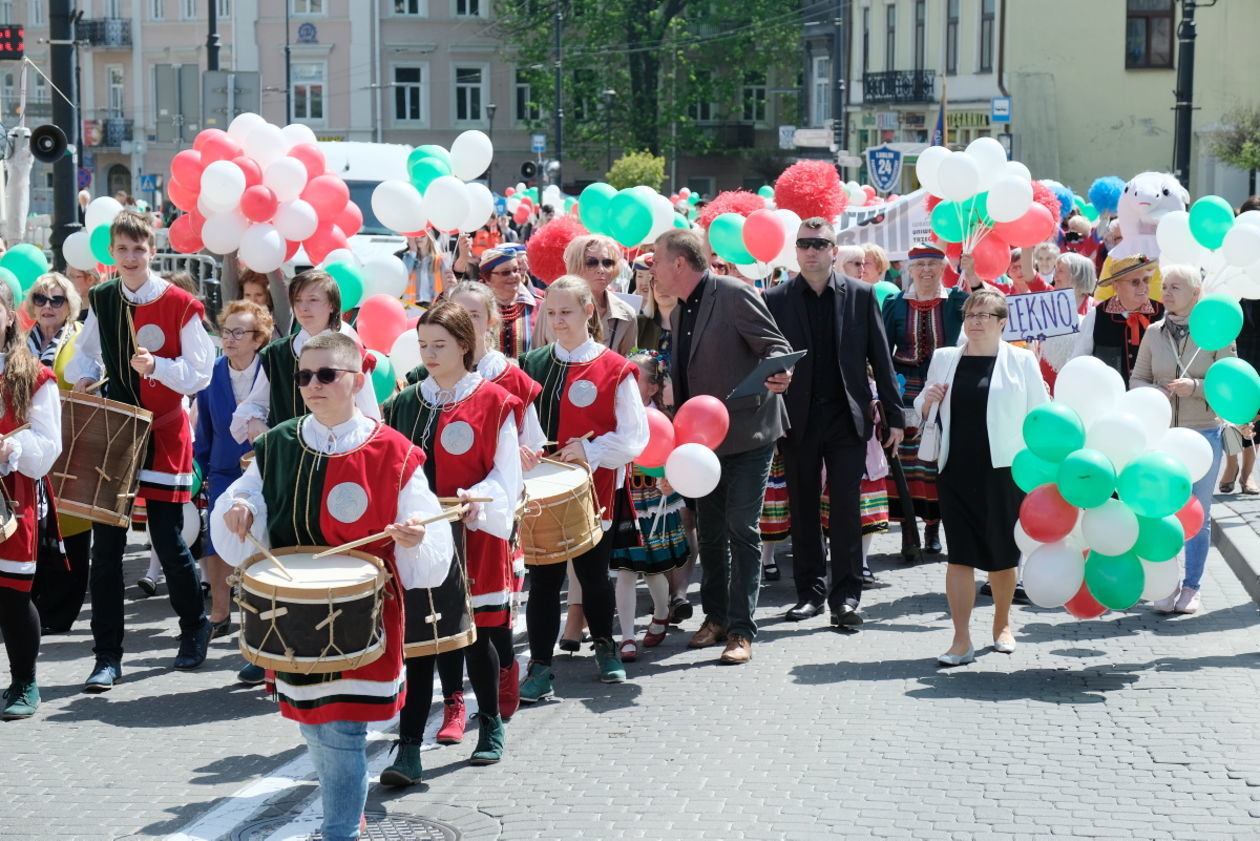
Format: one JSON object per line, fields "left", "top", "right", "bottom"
{"left": 1074, "top": 197, "right": 1100, "bottom": 222}
{"left": 0, "top": 266, "right": 20, "bottom": 303}
{"left": 1022, "top": 403, "right": 1086, "bottom": 463}
{"left": 1189, "top": 293, "right": 1243, "bottom": 352}
{"left": 1133, "top": 514, "right": 1184, "bottom": 562}
{"left": 607, "top": 189, "right": 654, "bottom": 248}
{"left": 757, "top": 185, "right": 774, "bottom": 199}
{"left": 1188, "top": 195, "right": 1235, "bottom": 250}
{"left": 709, "top": 213, "right": 754, "bottom": 264}
{"left": 89, "top": 225, "right": 115, "bottom": 267}
{"left": 687, "top": 193, "right": 701, "bottom": 205}
{"left": 369, "top": 350, "right": 395, "bottom": 403}
{"left": 1116, "top": 452, "right": 1192, "bottom": 519}
{"left": 672, "top": 214, "right": 689, "bottom": 229}
{"left": 191, "top": 460, "right": 204, "bottom": 497}
{"left": 961, "top": 192, "right": 993, "bottom": 227}
{"left": 1056, "top": 447, "right": 1116, "bottom": 508}
{"left": 326, "top": 261, "right": 365, "bottom": 310}
{"left": 1204, "top": 357, "right": 1260, "bottom": 424}
{"left": 1012, "top": 448, "right": 1058, "bottom": 493}
{"left": 579, "top": 182, "right": 617, "bottom": 235}
{"left": 0, "top": 242, "right": 51, "bottom": 290}
{"left": 1084, "top": 550, "right": 1145, "bottom": 610}
{"left": 408, "top": 156, "right": 452, "bottom": 194}
{"left": 409, "top": 144, "right": 452, "bottom": 171}
{"left": 872, "top": 280, "right": 901, "bottom": 309}
{"left": 637, "top": 463, "right": 666, "bottom": 478}
{"left": 930, "top": 201, "right": 966, "bottom": 243}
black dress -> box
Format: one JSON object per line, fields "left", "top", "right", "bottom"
{"left": 937, "top": 354, "right": 1023, "bottom": 572}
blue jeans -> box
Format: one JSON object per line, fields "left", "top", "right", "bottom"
{"left": 697, "top": 443, "right": 775, "bottom": 640}
{"left": 298, "top": 720, "right": 368, "bottom": 841}
{"left": 1183, "top": 426, "right": 1224, "bottom": 591}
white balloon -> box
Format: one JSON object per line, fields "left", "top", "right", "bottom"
{"left": 263, "top": 157, "right": 309, "bottom": 203}
{"left": 1081, "top": 498, "right": 1140, "bottom": 556}
{"left": 1013, "top": 520, "right": 1041, "bottom": 556}
{"left": 1235, "top": 263, "right": 1260, "bottom": 299}
{"left": 965, "top": 136, "right": 1008, "bottom": 190}
{"left": 935, "top": 152, "right": 982, "bottom": 202}
{"left": 1022, "top": 541, "right": 1086, "bottom": 608}
{"left": 1116, "top": 386, "right": 1172, "bottom": 444}
{"left": 1085, "top": 411, "right": 1148, "bottom": 471}
{"left": 237, "top": 223, "right": 287, "bottom": 273}
{"left": 645, "top": 194, "right": 676, "bottom": 242}
{"left": 1003, "top": 160, "right": 1032, "bottom": 182}
{"left": 914, "top": 146, "right": 950, "bottom": 195}
{"left": 735, "top": 262, "right": 772, "bottom": 280}
{"left": 273, "top": 199, "right": 320, "bottom": 242}
{"left": 227, "top": 112, "right": 267, "bottom": 144}
{"left": 371, "top": 180, "right": 426, "bottom": 234}
{"left": 1054, "top": 356, "right": 1126, "bottom": 429}
{"left": 450, "top": 130, "right": 494, "bottom": 181}
{"left": 665, "top": 443, "right": 722, "bottom": 498}
{"left": 1140, "top": 557, "right": 1181, "bottom": 602}
{"left": 319, "top": 248, "right": 358, "bottom": 269}
{"left": 62, "top": 230, "right": 96, "bottom": 271}
{"left": 199, "top": 160, "right": 247, "bottom": 213}
{"left": 1153, "top": 427, "right": 1213, "bottom": 482}
{"left": 244, "top": 123, "right": 289, "bottom": 170}
{"left": 85, "top": 196, "right": 125, "bottom": 231}
{"left": 986, "top": 175, "right": 1034, "bottom": 223}
{"left": 1222, "top": 224, "right": 1260, "bottom": 268}
{"left": 200, "top": 211, "right": 250, "bottom": 255}
{"left": 1156, "top": 210, "right": 1204, "bottom": 264}
{"left": 459, "top": 182, "right": 496, "bottom": 233}
{"left": 389, "top": 329, "right": 422, "bottom": 377}
{"left": 1237, "top": 210, "right": 1260, "bottom": 229}
{"left": 362, "top": 255, "right": 409, "bottom": 299}
{"left": 281, "top": 123, "right": 319, "bottom": 148}
{"left": 774, "top": 208, "right": 802, "bottom": 240}
{"left": 424, "top": 175, "right": 471, "bottom": 232}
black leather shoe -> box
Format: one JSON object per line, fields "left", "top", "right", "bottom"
{"left": 785, "top": 600, "right": 825, "bottom": 621}
{"left": 830, "top": 605, "right": 864, "bottom": 628}
{"left": 762, "top": 563, "right": 781, "bottom": 582}
{"left": 924, "top": 524, "right": 942, "bottom": 554}
{"left": 83, "top": 660, "right": 122, "bottom": 693}
{"left": 861, "top": 568, "right": 877, "bottom": 589}
{"left": 979, "top": 582, "right": 993, "bottom": 597}
{"left": 209, "top": 617, "right": 233, "bottom": 640}
{"left": 1012, "top": 585, "right": 1031, "bottom": 605}
{"left": 173, "top": 618, "right": 213, "bottom": 670}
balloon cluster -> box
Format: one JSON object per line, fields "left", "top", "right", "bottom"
{"left": 1157, "top": 196, "right": 1260, "bottom": 299}
{"left": 504, "top": 183, "right": 577, "bottom": 225}
{"left": 370, "top": 131, "right": 496, "bottom": 236}
{"left": 0, "top": 243, "right": 51, "bottom": 298}
{"left": 636, "top": 396, "right": 729, "bottom": 498}
{"left": 842, "top": 180, "right": 890, "bottom": 208}
{"left": 1014, "top": 357, "right": 1211, "bottom": 616}
{"left": 63, "top": 196, "right": 128, "bottom": 271}
{"left": 577, "top": 183, "right": 683, "bottom": 249}
{"left": 708, "top": 207, "right": 802, "bottom": 278}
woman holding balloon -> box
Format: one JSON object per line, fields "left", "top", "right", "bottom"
{"left": 1130, "top": 264, "right": 1235, "bottom": 615}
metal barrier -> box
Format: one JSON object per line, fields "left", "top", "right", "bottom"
{"left": 152, "top": 252, "right": 224, "bottom": 323}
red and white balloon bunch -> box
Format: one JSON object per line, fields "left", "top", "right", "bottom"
{"left": 369, "top": 131, "right": 496, "bottom": 237}
{"left": 635, "top": 396, "right": 729, "bottom": 498}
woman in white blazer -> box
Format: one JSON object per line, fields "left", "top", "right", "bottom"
{"left": 916, "top": 289, "right": 1049, "bottom": 666}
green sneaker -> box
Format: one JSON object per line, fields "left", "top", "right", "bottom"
{"left": 469, "top": 713, "right": 505, "bottom": 765}
{"left": 592, "top": 639, "right": 626, "bottom": 684}
{"left": 1, "top": 679, "right": 39, "bottom": 720}
{"left": 378, "top": 739, "right": 423, "bottom": 787}
{"left": 518, "top": 661, "right": 555, "bottom": 703}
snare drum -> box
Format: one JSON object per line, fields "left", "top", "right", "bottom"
{"left": 50, "top": 392, "right": 153, "bottom": 527}
{"left": 236, "top": 546, "right": 387, "bottom": 674}
{"left": 403, "top": 524, "right": 475, "bottom": 657}
{"left": 520, "top": 459, "right": 602, "bottom": 566}
{"left": 0, "top": 491, "right": 16, "bottom": 544}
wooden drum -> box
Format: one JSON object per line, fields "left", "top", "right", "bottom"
{"left": 51, "top": 392, "right": 153, "bottom": 527}
{"left": 236, "top": 546, "right": 387, "bottom": 675}
{"left": 403, "top": 524, "right": 475, "bottom": 658}
{"left": 520, "top": 459, "right": 602, "bottom": 566}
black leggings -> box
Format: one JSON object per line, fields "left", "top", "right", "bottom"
{"left": 397, "top": 628, "right": 507, "bottom": 742}
{"left": 0, "top": 588, "right": 41, "bottom": 683}
{"left": 526, "top": 530, "right": 614, "bottom": 665}
{"left": 32, "top": 530, "right": 91, "bottom": 633}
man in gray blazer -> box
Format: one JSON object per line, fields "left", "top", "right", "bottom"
{"left": 652, "top": 229, "right": 793, "bottom": 665}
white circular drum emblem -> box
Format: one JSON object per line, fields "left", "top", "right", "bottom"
{"left": 440, "top": 420, "right": 475, "bottom": 455}
{"left": 567, "top": 379, "right": 598, "bottom": 408}
{"left": 135, "top": 323, "right": 166, "bottom": 352}
{"left": 326, "top": 481, "right": 370, "bottom": 524}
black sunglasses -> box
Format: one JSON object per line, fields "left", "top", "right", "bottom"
{"left": 796, "top": 237, "right": 834, "bottom": 251}
{"left": 584, "top": 257, "right": 617, "bottom": 269}
{"left": 33, "top": 293, "right": 68, "bottom": 308}
{"left": 294, "top": 367, "right": 357, "bottom": 387}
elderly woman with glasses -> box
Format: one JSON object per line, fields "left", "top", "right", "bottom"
{"left": 534, "top": 234, "right": 637, "bottom": 356}
{"left": 1038, "top": 252, "right": 1099, "bottom": 390}
{"left": 1070, "top": 254, "right": 1164, "bottom": 387}
{"left": 478, "top": 245, "right": 542, "bottom": 360}
{"left": 24, "top": 273, "right": 82, "bottom": 370}
{"left": 834, "top": 245, "right": 867, "bottom": 279}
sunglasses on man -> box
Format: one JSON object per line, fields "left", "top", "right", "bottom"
{"left": 294, "top": 367, "right": 357, "bottom": 387}
{"left": 796, "top": 237, "right": 835, "bottom": 251}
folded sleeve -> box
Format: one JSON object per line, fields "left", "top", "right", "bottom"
{"left": 208, "top": 462, "right": 269, "bottom": 567}
{"left": 464, "top": 415, "right": 522, "bottom": 541}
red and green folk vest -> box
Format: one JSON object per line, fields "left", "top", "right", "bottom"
{"left": 405, "top": 360, "right": 542, "bottom": 431}
{"left": 382, "top": 379, "right": 522, "bottom": 629}
{"left": 521, "top": 345, "right": 637, "bottom": 518}
{"left": 0, "top": 366, "right": 56, "bottom": 592}
{"left": 258, "top": 334, "right": 306, "bottom": 429}
{"left": 91, "top": 278, "right": 203, "bottom": 503}
{"left": 252, "top": 417, "right": 426, "bottom": 725}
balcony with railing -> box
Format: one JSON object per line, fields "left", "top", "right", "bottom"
{"left": 78, "top": 19, "right": 132, "bottom": 48}
{"left": 862, "top": 70, "right": 935, "bottom": 104}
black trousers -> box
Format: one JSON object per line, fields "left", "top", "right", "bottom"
{"left": 32, "top": 530, "right": 91, "bottom": 633}
{"left": 526, "top": 529, "right": 614, "bottom": 665}
{"left": 781, "top": 406, "right": 868, "bottom": 610}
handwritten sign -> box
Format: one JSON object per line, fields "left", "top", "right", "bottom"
{"left": 1002, "top": 289, "right": 1080, "bottom": 343}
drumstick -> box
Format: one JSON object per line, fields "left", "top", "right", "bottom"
{"left": 245, "top": 533, "right": 295, "bottom": 581}
{"left": 438, "top": 496, "right": 493, "bottom": 505}
{"left": 311, "top": 506, "right": 465, "bottom": 558}
{"left": 86, "top": 376, "right": 108, "bottom": 393}
{"left": 544, "top": 431, "right": 594, "bottom": 446}
{"left": 0, "top": 424, "right": 30, "bottom": 441}
{"left": 125, "top": 306, "right": 139, "bottom": 349}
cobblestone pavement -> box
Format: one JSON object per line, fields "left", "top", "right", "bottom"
{"left": 2, "top": 524, "right": 1258, "bottom": 841}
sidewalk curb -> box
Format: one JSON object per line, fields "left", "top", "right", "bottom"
{"left": 1212, "top": 500, "right": 1260, "bottom": 604}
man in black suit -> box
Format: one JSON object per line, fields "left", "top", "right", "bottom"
{"left": 764, "top": 218, "right": 904, "bottom": 628}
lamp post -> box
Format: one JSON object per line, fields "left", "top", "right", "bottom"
{"left": 601, "top": 89, "right": 616, "bottom": 173}
{"left": 486, "top": 102, "right": 497, "bottom": 190}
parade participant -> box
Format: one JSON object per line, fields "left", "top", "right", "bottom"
{"left": 1039, "top": 252, "right": 1098, "bottom": 389}
{"left": 64, "top": 265, "right": 101, "bottom": 323}
{"left": 230, "top": 269, "right": 378, "bottom": 444}
{"left": 396, "top": 234, "right": 455, "bottom": 307}
{"left": 25, "top": 273, "right": 82, "bottom": 369}
{"left": 479, "top": 245, "right": 542, "bottom": 360}
{"left": 380, "top": 302, "right": 522, "bottom": 784}
{"left": 833, "top": 245, "right": 867, "bottom": 279}
{"left": 68, "top": 210, "right": 215, "bottom": 690}
{"left": 237, "top": 270, "right": 282, "bottom": 341}
{"left": 211, "top": 331, "right": 452, "bottom": 841}
{"left": 518, "top": 276, "right": 648, "bottom": 696}
{"left": 861, "top": 244, "right": 891, "bottom": 286}
{"left": 535, "top": 234, "right": 638, "bottom": 356}
{"left": 1070, "top": 255, "right": 1164, "bottom": 387}
{"left": 0, "top": 279, "right": 63, "bottom": 719}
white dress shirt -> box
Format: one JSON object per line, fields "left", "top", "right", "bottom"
{"left": 477, "top": 349, "right": 547, "bottom": 451}
{"left": 0, "top": 354, "right": 62, "bottom": 480}
{"left": 209, "top": 411, "right": 454, "bottom": 589}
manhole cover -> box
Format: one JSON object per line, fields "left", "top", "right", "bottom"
{"left": 233, "top": 811, "right": 460, "bottom": 840}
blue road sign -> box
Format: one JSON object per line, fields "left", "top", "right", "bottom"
{"left": 865, "top": 144, "right": 903, "bottom": 194}
{"left": 531, "top": 133, "right": 546, "bottom": 153}
{"left": 139, "top": 173, "right": 158, "bottom": 191}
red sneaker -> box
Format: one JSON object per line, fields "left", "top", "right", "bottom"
{"left": 498, "top": 661, "right": 520, "bottom": 721}
{"left": 436, "top": 691, "right": 466, "bottom": 744}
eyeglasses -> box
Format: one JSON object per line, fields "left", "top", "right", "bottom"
{"left": 584, "top": 257, "right": 617, "bottom": 269}
{"left": 294, "top": 367, "right": 357, "bottom": 387}
{"left": 842, "top": 258, "right": 864, "bottom": 267}
{"left": 33, "top": 294, "right": 68, "bottom": 308}
{"left": 796, "top": 238, "right": 834, "bottom": 251}
{"left": 490, "top": 268, "right": 521, "bottom": 277}
{"left": 221, "top": 328, "right": 258, "bottom": 341}
{"left": 964, "top": 312, "right": 1003, "bottom": 323}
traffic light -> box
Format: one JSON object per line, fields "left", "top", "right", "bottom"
{"left": 0, "top": 26, "right": 23, "bottom": 60}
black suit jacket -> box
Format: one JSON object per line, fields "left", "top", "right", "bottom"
{"left": 764, "top": 271, "right": 905, "bottom": 440}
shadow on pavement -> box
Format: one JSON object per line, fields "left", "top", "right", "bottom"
{"left": 43, "top": 679, "right": 275, "bottom": 727}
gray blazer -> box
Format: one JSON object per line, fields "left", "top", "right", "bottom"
{"left": 669, "top": 271, "right": 792, "bottom": 456}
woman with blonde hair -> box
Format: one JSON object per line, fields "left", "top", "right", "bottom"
{"left": 861, "top": 244, "right": 890, "bottom": 285}
{"left": 534, "top": 234, "right": 637, "bottom": 355}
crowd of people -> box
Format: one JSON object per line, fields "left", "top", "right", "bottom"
{"left": 0, "top": 188, "right": 1256, "bottom": 841}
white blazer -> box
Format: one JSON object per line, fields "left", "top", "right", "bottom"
{"left": 913, "top": 341, "right": 1049, "bottom": 470}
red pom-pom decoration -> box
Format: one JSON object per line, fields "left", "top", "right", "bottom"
{"left": 1031, "top": 181, "right": 1062, "bottom": 226}
{"left": 697, "top": 190, "right": 765, "bottom": 230}
{"left": 526, "top": 215, "right": 588, "bottom": 284}
{"left": 773, "top": 160, "right": 848, "bottom": 221}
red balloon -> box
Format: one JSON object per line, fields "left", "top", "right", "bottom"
{"left": 1064, "top": 582, "right": 1107, "bottom": 619}
{"left": 1175, "top": 496, "right": 1205, "bottom": 540}
{"left": 284, "top": 239, "right": 301, "bottom": 261}
{"left": 233, "top": 155, "right": 264, "bottom": 189}
{"left": 638, "top": 408, "right": 677, "bottom": 468}
{"left": 335, "top": 201, "right": 364, "bottom": 238}
{"left": 167, "top": 178, "right": 199, "bottom": 212}
{"left": 993, "top": 203, "right": 1057, "bottom": 248}
{"left": 862, "top": 184, "right": 877, "bottom": 198}
{"left": 301, "top": 174, "right": 350, "bottom": 220}
{"left": 193, "top": 128, "right": 229, "bottom": 153}
{"left": 513, "top": 207, "right": 530, "bottom": 225}
{"left": 944, "top": 240, "right": 963, "bottom": 264}
{"left": 356, "top": 294, "right": 409, "bottom": 353}
{"left": 969, "top": 232, "right": 1011, "bottom": 281}
{"left": 287, "top": 143, "right": 326, "bottom": 182}
{"left": 187, "top": 207, "right": 206, "bottom": 235}
{"left": 504, "top": 187, "right": 516, "bottom": 197}
{"left": 168, "top": 214, "right": 203, "bottom": 254}
{"left": 303, "top": 221, "right": 348, "bottom": 265}
{"left": 199, "top": 132, "right": 243, "bottom": 165}
{"left": 240, "top": 185, "right": 279, "bottom": 223}
{"left": 170, "top": 149, "right": 204, "bottom": 186}
{"left": 673, "top": 395, "right": 731, "bottom": 450}
{"left": 742, "top": 209, "right": 787, "bottom": 263}
{"left": 1019, "top": 485, "right": 1078, "bottom": 544}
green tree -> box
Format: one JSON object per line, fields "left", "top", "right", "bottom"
{"left": 606, "top": 150, "right": 666, "bottom": 190}
{"left": 1209, "top": 106, "right": 1260, "bottom": 195}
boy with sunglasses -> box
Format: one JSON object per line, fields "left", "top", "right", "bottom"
{"left": 212, "top": 331, "right": 453, "bottom": 841}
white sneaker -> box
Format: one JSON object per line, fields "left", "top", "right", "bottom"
{"left": 1152, "top": 587, "right": 1181, "bottom": 614}
{"left": 1174, "top": 587, "right": 1201, "bottom": 614}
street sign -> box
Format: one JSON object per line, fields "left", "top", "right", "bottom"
{"left": 531, "top": 133, "right": 546, "bottom": 153}
{"left": 778, "top": 125, "right": 796, "bottom": 150}
{"left": 139, "top": 174, "right": 158, "bottom": 192}
{"left": 991, "top": 97, "right": 1012, "bottom": 124}
{"left": 865, "top": 144, "right": 903, "bottom": 193}
{"left": 794, "top": 127, "right": 834, "bottom": 148}
{"left": 836, "top": 155, "right": 864, "bottom": 168}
